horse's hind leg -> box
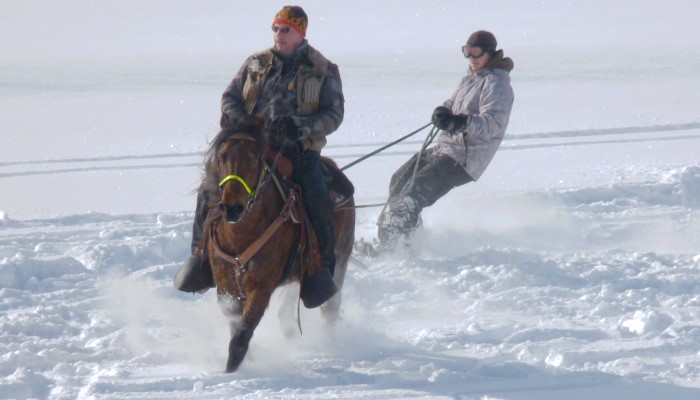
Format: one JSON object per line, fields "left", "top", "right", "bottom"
{"left": 320, "top": 262, "right": 347, "bottom": 323}
{"left": 225, "top": 288, "right": 273, "bottom": 373}
{"left": 277, "top": 285, "right": 301, "bottom": 338}
{"left": 320, "top": 292, "right": 341, "bottom": 323}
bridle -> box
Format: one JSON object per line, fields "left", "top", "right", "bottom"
{"left": 218, "top": 133, "right": 294, "bottom": 210}
{"left": 217, "top": 133, "right": 268, "bottom": 215}
{"left": 208, "top": 133, "right": 301, "bottom": 268}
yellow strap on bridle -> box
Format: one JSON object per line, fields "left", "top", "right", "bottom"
{"left": 219, "top": 174, "right": 254, "bottom": 196}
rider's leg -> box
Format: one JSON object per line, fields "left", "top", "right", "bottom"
{"left": 174, "top": 188, "right": 215, "bottom": 292}
{"left": 294, "top": 150, "right": 338, "bottom": 308}
{"left": 377, "top": 149, "right": 473, "bottom": 250}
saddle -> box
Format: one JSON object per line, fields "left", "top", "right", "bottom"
{"left": 264, "top": 150, "right": 354, "bottom": 278}
{"left": 264, "top": 149, "right": 354, "bottom": 198}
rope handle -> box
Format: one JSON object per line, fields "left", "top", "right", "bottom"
{"left": 336, "top": 124, "right": 441, "bottom": 210}
{"left": 340, "top": 122, "right": 433, "bottom": 171}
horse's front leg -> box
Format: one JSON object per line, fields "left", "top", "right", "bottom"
{"left": 225, "top": 288, "right": 273, "bottom": 373}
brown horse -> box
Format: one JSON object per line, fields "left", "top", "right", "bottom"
{"left": 199, "top": 119, "right": 355, "bottom": 373}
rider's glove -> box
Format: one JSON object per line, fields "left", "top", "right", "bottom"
{"left": 432, "top": 106, "right": 468, "bottom": 134}
{"left": 269, "top": 116, "right": 301, "bottom": 146}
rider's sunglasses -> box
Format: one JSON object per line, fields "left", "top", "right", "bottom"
{"left": 462, "top": 45, "right": 491, "bottom": 59}
{"left": 271, "top": 25, "right": 291, "bottom": 34}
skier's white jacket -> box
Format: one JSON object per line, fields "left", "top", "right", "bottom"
{"left": 436, "top": 51, "right": 514, "bottom": 181}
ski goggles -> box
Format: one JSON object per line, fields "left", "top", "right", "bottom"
{"left": 462, "top": 45, "right": 493, "bottom": 59}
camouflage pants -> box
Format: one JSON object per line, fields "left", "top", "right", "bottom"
{"left": 377, "top": 147, "right": 472, "bottom": 247}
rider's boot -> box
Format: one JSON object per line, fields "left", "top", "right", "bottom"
{"left": 174, "top": 190, "right": 215, "bottom": 293}
{"left": 300, "top": 210, "right": 337, "bottom": 308}
{"left": 296, "top": 151, "right": 338, "bottom": 308}
{"left": 376, "top": 195, "right": 421, "bottom": 253}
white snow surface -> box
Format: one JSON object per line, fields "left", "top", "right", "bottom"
{"left": 2, "top": 1, "right": 700, "bottom": 399}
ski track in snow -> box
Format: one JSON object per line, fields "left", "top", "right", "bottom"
{"left": 1, "top": 124, "right": 699, "bottom": 180}
{"left": 1, "top": 166, "right": 699, "bottom": 399}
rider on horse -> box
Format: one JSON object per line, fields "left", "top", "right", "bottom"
{"left": 174, "top": 5, "right": 344, "bottom": 308}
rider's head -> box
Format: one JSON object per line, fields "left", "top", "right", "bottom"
{"left": 272, "top": 6, "right": 307, "bottom": 56}
{"left": 462, "top": 30, "right": 497, "bottom": 71}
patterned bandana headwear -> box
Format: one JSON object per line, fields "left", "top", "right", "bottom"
{"left": 273, "top": 6, "right": 308, "bottom": 37}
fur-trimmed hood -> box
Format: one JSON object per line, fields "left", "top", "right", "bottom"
{"left": 486, "top": 50, "right": 514, "bottom": 72}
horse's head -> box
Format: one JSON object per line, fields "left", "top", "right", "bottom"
{"left": 210, "top": 118, "right": 268, "bottom": 223}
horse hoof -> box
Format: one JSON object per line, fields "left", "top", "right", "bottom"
{"left": 225, "top": 360, "right": 241, "bottom": 373}
{"left": 225, "top": 342, "right": 249, "bottom": 373}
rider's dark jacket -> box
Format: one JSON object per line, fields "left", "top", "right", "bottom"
{"left": 220, "top": 40, "right": 344, "bottom": 152}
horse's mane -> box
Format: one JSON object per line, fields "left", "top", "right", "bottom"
{"left": 200, "top": 116, "right": 267, "bottom": 206}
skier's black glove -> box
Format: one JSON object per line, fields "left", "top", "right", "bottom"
{"left": 269, "top": 116, "right": 300, "bottom": 147}
{"left": 431, "top": 106, "right": 450, "bottom": 126}
{"left": 432, "top": 106, "right": 468, "bottom": 134}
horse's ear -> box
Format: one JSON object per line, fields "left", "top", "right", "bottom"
{"left": 234, "top": 115, "right": 258, "bottom": 132}
{"left": 230, "top": 115, "right": 265, "bottom": 143}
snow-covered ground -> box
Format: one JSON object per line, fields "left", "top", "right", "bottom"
{"left": 2, "top": 1, "right": 700, "bottom": 399}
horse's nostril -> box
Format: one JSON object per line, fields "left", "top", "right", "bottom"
{"left": 220, "top": 203, "right": 246, "bottom": 223}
